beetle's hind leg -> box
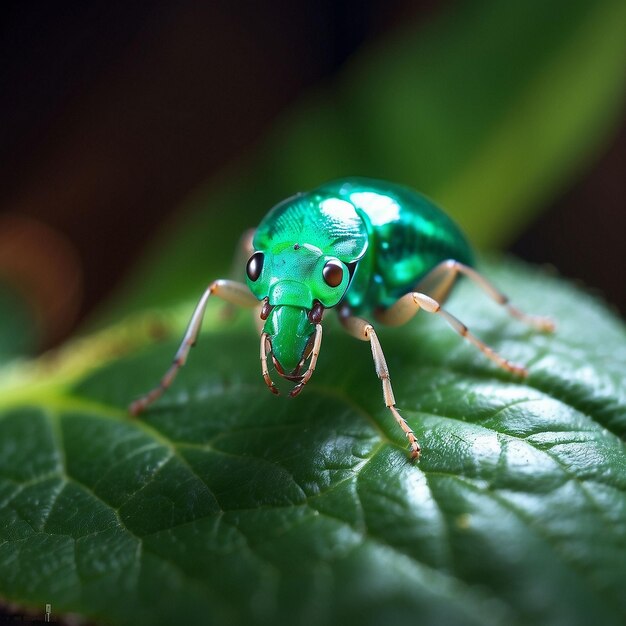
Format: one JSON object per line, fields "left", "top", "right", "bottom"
{"left": 340, "top": 312, "right": 420, "bottom": 460}
{"left": 416, "top": 260, "right": 555, "bottom": 332}
{"left": 376, "top": 292, "right": 529, "bottom": 377}
{"left": 129, "top": 279, "right": 258, "bottom": 416}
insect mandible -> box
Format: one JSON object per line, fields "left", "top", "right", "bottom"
{"left": 130, "top": 177, "right": 555, "bottom": 459}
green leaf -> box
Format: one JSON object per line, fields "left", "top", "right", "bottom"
{"left": 1, "top": 260, "right": 625, "bottom": 626}
{"left": 101, "top": 0, "right": 626, "bottom": 320}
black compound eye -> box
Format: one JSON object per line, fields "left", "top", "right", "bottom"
{"left": 246, "top": 251, "right": 264, "bottom": 282}
{"left": 322, "top": 259, "right": 344, "bottom": 287}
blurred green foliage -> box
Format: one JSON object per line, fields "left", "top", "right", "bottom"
{"left": 100, "top": 0, "right": 626, "bottom": 322}
{"left": 0, "top": 285, "right": 37, "bottom": 360}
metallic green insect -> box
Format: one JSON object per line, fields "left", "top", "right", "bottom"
{"left": 130, "top": 178, "right": 554, "bottom": 459}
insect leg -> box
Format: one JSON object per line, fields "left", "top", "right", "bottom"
{"left": 376, "top": 292, "right": 528, "bottom": 377}
{"left": 129, "top": 279, "right": 258, "bottom": 416}
{"left": 340, "top": 313, "right": 420, "bottom": 460}
{"left": 417, "top": 260, "right": 555, "bottom": 331}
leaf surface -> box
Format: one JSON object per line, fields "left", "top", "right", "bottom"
{"left": 1, "top": 261, "right": 625, "bottom": 626}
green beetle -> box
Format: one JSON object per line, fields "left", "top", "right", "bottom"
{"left": 130, "top": 178, "right": 554, "bottom": 459}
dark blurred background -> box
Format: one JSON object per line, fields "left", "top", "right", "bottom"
{"left": 0, "top": 0, "right": 624, "bottom": 353}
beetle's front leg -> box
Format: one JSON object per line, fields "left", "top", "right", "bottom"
{"left": 129, "top": 279, "right": 258, "bottom": 416}
{"left": 340, "top": 312, "right": 420, "bottom": 460}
